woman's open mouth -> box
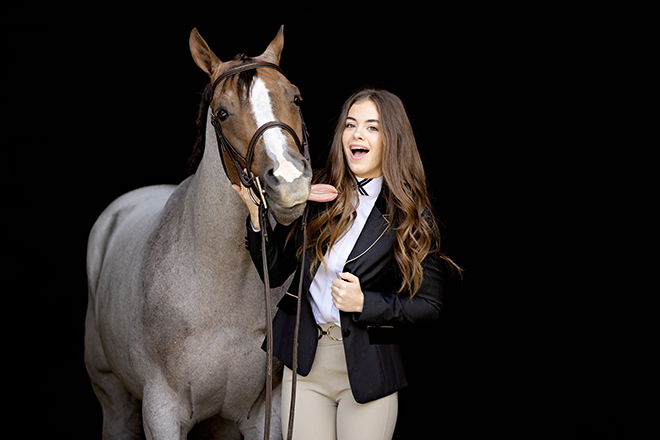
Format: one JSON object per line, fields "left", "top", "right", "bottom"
{"left": 350, "top": 144, "right": 370, "bottom": 160}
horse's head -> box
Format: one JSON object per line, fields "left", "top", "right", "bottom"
{"left": 190, "top": 26, "right": 312, "bottom": 225}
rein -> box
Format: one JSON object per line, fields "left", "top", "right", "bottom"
{"left": 209, "top": 61, "right": 307, "bottom": 440}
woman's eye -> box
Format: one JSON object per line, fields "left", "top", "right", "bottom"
{"left": 367, "top": 126, "right": 378, "bottom": 132}
{"left": 345, "top": 123, "right": 355, "bottom": 129}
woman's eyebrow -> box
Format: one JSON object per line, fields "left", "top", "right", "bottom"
{"left": 346, "top": 116, "right": 380, "bottom": 123}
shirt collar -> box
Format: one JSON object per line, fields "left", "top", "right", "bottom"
{"left": 357, "top": 176, "right": 383, "bottom": 198}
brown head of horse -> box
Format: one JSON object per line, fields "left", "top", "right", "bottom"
{"left": 189, "top": 26, "right": 312, "bottom": 225}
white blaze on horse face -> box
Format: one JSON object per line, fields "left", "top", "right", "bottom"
{"left": 249, "top": 77, "right": 302, "bottom": 183}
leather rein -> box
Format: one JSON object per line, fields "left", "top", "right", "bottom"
{"left": 209, "top": 61, "right": 308, "bottom": 440}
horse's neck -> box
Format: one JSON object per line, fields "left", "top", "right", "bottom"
{"left": 184, "top": 109, "right": 248, "bottom": 254}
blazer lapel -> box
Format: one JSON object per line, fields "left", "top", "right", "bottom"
{"left": 344, "top": 194, "right": 391, "bottom": 270}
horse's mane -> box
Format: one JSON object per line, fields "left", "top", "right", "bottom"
{"left": 188, "top": 54, "right": 257, "bottom": 175}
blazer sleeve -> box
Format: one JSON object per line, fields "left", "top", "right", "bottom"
{"left": 354, "top": 249, "right": 444, "bottom": 325}
{"left": 245, "top": 216, "right": 299, "bottom": 288}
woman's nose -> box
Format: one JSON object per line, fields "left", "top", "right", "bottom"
{"left": 353, "top": 130, "right": 364, "bottom": 140}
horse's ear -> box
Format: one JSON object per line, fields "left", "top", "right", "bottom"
{"left": 258, "top": 25, "right": 284, "bottom": 66}
{"left": 190, "top": 28, "right": 222, "bottom": 77}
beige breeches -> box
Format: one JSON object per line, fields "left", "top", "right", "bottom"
{"left": 281, "top": 323, "right": 398, "bottom": 440}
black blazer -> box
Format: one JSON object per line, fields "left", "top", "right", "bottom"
{"left": 246, "top": 194, "right": 444, "bottom": 404}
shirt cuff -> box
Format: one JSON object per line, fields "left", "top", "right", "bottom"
{"left": 249, "top": 220, "right": 260, "bottom": 232}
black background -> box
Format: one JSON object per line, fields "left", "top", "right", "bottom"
{"left": 2, "top": 3, "right": 655, "bottom": 438}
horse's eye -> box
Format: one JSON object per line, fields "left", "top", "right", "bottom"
{"left": 293, "top": 96, "right": 302, "bottom": 106}
{"left": 216, "top": 109, "right": 229, "bottom": 121}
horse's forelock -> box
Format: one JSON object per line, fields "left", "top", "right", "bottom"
{"left": 222, "top": 54, "right": 257, "bottom": 103}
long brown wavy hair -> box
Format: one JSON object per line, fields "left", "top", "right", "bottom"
{"left": 303, "top": 89, "right": 461, "bottom": 297}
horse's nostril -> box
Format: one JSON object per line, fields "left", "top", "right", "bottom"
{"left": 264, "top": 168, "right": 280, "bottom": 188}
{"left": 265, "top": 155, "right": 310, "bottom": 186}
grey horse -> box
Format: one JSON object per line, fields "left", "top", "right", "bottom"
{"left": 85, "top": 26, "right": 312, "bottom": 439}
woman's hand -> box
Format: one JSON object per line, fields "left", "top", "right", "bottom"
{"left": 231, "top": 183, "right": 261, "bottom": 231}
{"left": 331, "top": 272, "right": 364, "bottom": 313}
{"left": 232, "top": 178, "right": 339, "bottom": 231}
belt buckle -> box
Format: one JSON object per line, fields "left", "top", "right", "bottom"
{"left": 317, "top": 324, "right": 343, "bottom": 341}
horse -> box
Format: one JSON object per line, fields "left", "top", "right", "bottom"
{"left": 85, "top": 26, "right": 311, "bottom": 439}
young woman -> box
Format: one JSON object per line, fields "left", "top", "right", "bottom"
{"left": 233, "top": 89, "right": 459, "bottom": 440}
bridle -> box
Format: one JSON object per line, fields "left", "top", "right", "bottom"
{"left": 208, "top": 61, "right": 308, "bottom": 440}
{"left": 209, "top": 61, "right": 310, "bottom": 192}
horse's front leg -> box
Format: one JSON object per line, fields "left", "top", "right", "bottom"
{"left": 142, "top": 381, "right": 193, "bottom": 440}
{"left": 239, "top": 380, "right": 283, "bottom": 440}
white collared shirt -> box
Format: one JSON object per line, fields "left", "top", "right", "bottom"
{"left": 309, "top": 176, "right": 383, "bottom": 326}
